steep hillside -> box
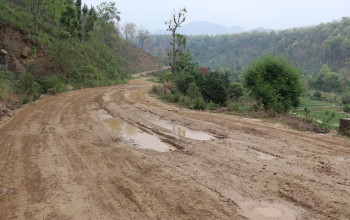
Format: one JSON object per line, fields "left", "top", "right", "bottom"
{"left": 0, "top": 1, "right": 158, "bottom": 120}
{"left": 0, "top": 20, "right": 55, "bottom": 75}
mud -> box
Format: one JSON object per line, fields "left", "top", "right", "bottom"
{"left": 103, "top": 117, "right": 174, "bottom": 152}
{"left": 0, "top": 75, "right": 349, "bottom": 219}
{"left": 151, "top": 119, "right": 215, "bottom": 140}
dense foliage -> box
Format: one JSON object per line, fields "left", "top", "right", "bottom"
{"left": 244, "top": 54, "right": 303, "bottom": 112}
{"left": 0, "top": 0, "right": 157, "bottom": 102}
{"left": 147, "top": 17, "right": 350, "bottom": 77}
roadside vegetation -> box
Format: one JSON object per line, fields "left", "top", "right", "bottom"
{"left": 0, "top": 1, "right": 157, "bottom": 104}
{"left": 150, "top": 9, "right": 350, "bottom": 132}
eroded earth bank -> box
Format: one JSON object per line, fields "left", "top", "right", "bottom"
{"left": 0, "top": 77, "right": 349, "bottom": 219}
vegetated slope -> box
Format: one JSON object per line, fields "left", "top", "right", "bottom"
{"left": 0, "top": 20, "right": 55, "bottom": 75}
{"left": 148, "top": 17, "right": 350, "bottom": 75}
{"left": 0, "top": 76, "right": 349, "bottom": 219}
{"left": 0, "top": 1, "right": 158, "bottom": 119}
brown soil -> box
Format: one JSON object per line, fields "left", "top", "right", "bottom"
{"left": 0, "top": 20, "right": 55, "bottom": 75}
{"left": 0, "top": 76, "right": 349, "bottom": 219}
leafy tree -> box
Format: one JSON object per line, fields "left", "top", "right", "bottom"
{"left": 165, "top": 8, "right": 187, "bottom": 76}
{"left": 28, "top": 0, "right": 43, "bottom": 32}
{"left": 95, "top": 2, "right": 121, "bottom": 46}
{"left": 244, "top": 54, "right": 303, "bottom": 112}
{"left": 137, "top": 27, "right": 150, "bottom": 49}
{"left": 228, "top": 83, "right": 244, "bottom": 100}
{"left": 83, "top": 6, "right": 97, "bottom": 40}
{"left": 123, "top": 22, "right": 137, "bottom": 42}
{"left": 60, "top": 4, "right": 80, "bottom": 37}
{"left": 309, "top": 64, "right": 342, "bottom": 92}
{"left": 201, "top": 72, "right": 228, "bottom": 105}
{"left": 96, "top": 2, "right": 120, "bottom": 26}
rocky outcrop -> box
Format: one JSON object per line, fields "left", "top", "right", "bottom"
{"left": 0, "top": 49, "right": 10, "bottom": 70}
{"left": 339, "top": 118, "right": 350, "bottom": 137}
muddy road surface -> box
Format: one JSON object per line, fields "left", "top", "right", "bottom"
{"left": 0, "top": 77, "right": 349, "bottom": 219}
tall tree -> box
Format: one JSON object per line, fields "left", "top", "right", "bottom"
{"left": 60, "top": 3, "right": 80, "bottom": 37}
{"left": 123, "top": 22, "right": 137, "bottom": 42}
{"left": 96, "top": 2, "right": 120, "bottom": 27}
{"left": 137, "top": 27, "right": 150, "bottom": 49}
{"left": 28, "top": 0, "right": 43, "bottom": 33}
{"left": 165, "top": 8, "right": 187, "bottom": 76}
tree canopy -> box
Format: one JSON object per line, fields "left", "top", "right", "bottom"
{"left": 244, "top": 54, "right": 303, "bottom": 112}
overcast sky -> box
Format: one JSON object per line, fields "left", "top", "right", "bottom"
{"left": 83, "top": 0, "right": 350, "bottom": 32}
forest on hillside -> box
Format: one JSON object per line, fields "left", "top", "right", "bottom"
{"left": 0, "top": 0, "right": 158, "bottom": 104}
{"left": 146, "top": 17, "right": 350, "bottom": 78}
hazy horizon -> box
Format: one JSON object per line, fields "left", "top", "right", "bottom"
{"left": 84, "top": 0, "right": 350, "bottom": 32}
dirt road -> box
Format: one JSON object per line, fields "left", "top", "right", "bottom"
{"left": 0, "top": 77, "right": 349, "bottom": 219}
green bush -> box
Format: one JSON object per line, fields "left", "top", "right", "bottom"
{"left": 201, "top": 73, "right": 228, "bottom": 105}
{"left": 0, "top": 80, "right": 12, "bottom": 99}
{"left": 179, "top": 95, "right": 191, "bottom": 107}
{"left": 187, "top": 82, "right": 202, "bottom": 99}
{"left": 161, "top": 71, "right": 172, "bottom": 83}
{"left": 244, "top": 54, "right": 303, "bottom": 112}
{"left": 18, "top": 73, "right": 41, "bottom": 95}
{"left": 227, "top": 102, "right": 240, "bottom": 111}
{"left": 341, "top": 94, "right": 350, "bottom": 105}
{"left": 150, "top": 85, "right": 160, "bottom": 94}
{"left": 228, "top": 83, "right": 244, "bottom": 100}
{"left": 312, "top": 91, "right": 322, "bottom": 100}
{"left": 206, "top": 101, "right": 220, "bottom": 110}
{"left": 175, "top": 73, "right": 195, "bottom": 95}
{"left": 343, "top": 105, "right": 350, "bottom": 114}
{"left": 41, "top": 75, "right": 66, "bottom": 94}
{"left": 193, "top": 97, "right": 206, "bottom": 110}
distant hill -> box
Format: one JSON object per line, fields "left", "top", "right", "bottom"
{"left": 154, "top": 21, "right": 244, "bottom": 36}
{"left": 248, "top": 27, "right": 272, "bottom": 33}
{"left": 147, "top": 17, "right": 350, "bottom": 76}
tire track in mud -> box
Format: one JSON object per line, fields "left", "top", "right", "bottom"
{"left": 0, "top": 77, "right": 349, "bottom": 219}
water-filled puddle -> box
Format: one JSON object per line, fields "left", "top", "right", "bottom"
{"left": 103, "top": 118, "right": 174, "bottom": 152}
{"left": 152, "top": 119, "right": 216, "bottom": 141}
{"left": 253, "top": 206, "right": 283, "bottom": 218}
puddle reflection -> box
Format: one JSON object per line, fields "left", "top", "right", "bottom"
{"left": 103, "top": 118, "right": 174, "bottom": 152}
{"left": 152, "top": 120, "right": 215, "bottom": 141}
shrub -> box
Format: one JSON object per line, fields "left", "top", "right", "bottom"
{"left": 187, "top": 82, "right": 201, "bottom": 99}
{"left": 206, "top": 101, "right": 220, "bottom": 111}
{"left": 201, "top": 74, "right": 228, "bottom": 105}
{"left": 227, "top": 102, "right": 240, "bottom": 111}
{"left": 0, "top": 80, "right": 12, "bottom": 99}
{"left": 343, "top": 105, "right": 350, "bottom": 114}
{"left": 228, "top": 83, "right": 244, "bottom": 100}
{"left": 341, "top": 94, "right": 350, "bottom": 105}
{"left": 179, "top": 95, "right": 191, "bottom": 107}
{"left": 244, "top": 54, "right": 303, "bottom": 112}
{"left": 312, "top": 91, "right": 322, "bottom": 100}
{"left": 192, "top": 97, "right": 206, "bottom": 110}
{"left": 161, "top": 71, "right": 172, "bottom": 83}
{"left": 41, "top": 75, "right": 66, "bottom": 94}
{"left": 150, "top": 85, "right": 160, "bottom": 94}
{"left": 175, "top": 73, "right": 195, "bottom": 95}
{"left": 18, "top": 73, "right": 41, "bottom": 95}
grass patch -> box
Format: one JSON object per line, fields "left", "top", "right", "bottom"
{"left": 0, "top": 80, "right": 12, "bottom": 99}
{"left": 290, "top": 97, "right": 349, "bottom": 130}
